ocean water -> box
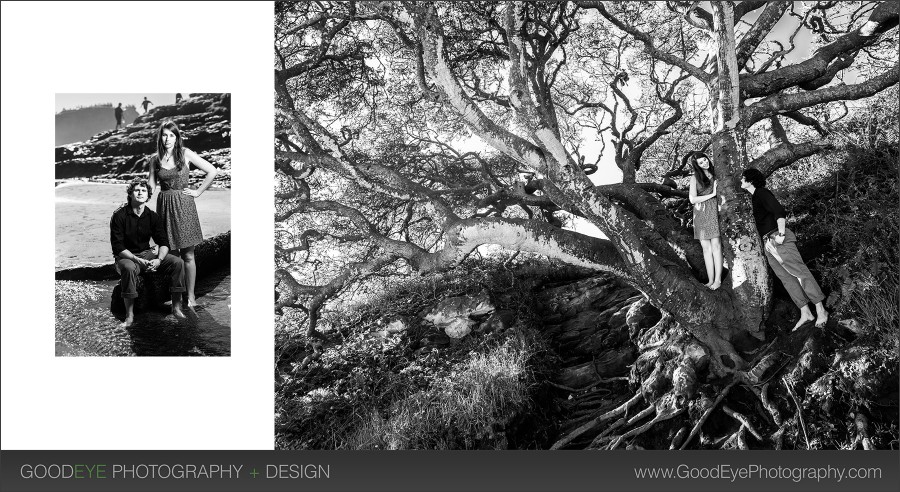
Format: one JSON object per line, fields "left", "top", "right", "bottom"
{"left": 55, "top": 270, "right": 231, "bottom": 356}
{"left": 55, "top": 182, "right": 230, "bottom": 269}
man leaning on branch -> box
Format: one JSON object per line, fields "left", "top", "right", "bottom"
{"left": 741, "top": 168, "right": 828, "bottom": 331}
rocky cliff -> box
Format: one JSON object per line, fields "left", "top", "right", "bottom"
{"left": 55, "top": 93, "right": 231, "bottom": 188}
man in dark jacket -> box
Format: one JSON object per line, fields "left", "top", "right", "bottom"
{"left": 741, "top": 168, "right": 828, "bottom": 330}
{"left": 114, "top": 103, "right": 124, "bottom": 130}
{"left": 110, "top": 179, "right": 186, "bottom": 329}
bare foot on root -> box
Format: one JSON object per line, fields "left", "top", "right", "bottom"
{"left": 792, "top": 314, "right": 815, "bottom": 332}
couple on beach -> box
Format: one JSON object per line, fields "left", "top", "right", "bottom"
{"left": 109, "top": 120, "right": 218, "bottom": 329}
{"left": 687, "top": 152, "right": 828, "bottom": 331}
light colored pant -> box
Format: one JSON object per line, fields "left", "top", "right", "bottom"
{"left": 763, "top": 228, "right": 825, "bottom": 308}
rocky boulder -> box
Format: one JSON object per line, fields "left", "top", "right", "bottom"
{"left": 423, "top": 292, "right": 495, "bottom": 338}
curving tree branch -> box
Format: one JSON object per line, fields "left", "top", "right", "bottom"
{"left": 742, "top": 62, "right": 900, "bottom": 126}
{"left": 739, "top": 1, "right": 899, "bottom": 99}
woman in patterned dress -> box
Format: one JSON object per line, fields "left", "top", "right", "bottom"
{"left": 148, "top": 120, "right": 218, "bottom": 308}
{"left": 688, "top": 152, "right": 722, "bottom": 290}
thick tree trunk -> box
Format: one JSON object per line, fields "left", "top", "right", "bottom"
{"left": 709, "top": 2, "right": 771, "bottom": 339}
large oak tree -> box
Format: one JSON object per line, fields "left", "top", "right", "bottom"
{"left": 275, "top": 0, "right": 898, "bottom": 446}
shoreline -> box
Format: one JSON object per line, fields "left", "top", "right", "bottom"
{"left": 55, "top": 178, "right": 231, "bottom": 190}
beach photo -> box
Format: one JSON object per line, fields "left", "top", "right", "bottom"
{"left": 273, "top": 2, "right": 898, "bottom": 450}
{"left": 55, "top": 93, "right": 232, "bottom": 356}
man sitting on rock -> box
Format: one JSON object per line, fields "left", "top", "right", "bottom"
{"left": 110, "top": 178, "right": 186, "bottom": 329}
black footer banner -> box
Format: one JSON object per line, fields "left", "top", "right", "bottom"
{"left": 1, "top": 450, "right": 898, "bottom": 492}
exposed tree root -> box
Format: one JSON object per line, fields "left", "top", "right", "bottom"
{"left": 669, "top": 426, "right": 688, "bottom": 449}
{"left": 604, "top": 394, "right": 686, "bottom": 450}
{"left": 720, "top": 425, "right": 749, "bottom": 450}
{"left": 550, "top": 392, "right": 642, "bottom": 450}
{"left": 544, "top": 278, "right": 893, "bottom": 450}
{"left": 723, "top": 405, "right": 763, "bottom": 441}
{"left": 783, "top": 375, "right": 810, "bottom": 449}
{"left": 772, "top": 426, "right": 786, "bottom": 450}
{"left": 680, "top": 380, "right": 737, "bottom": 449}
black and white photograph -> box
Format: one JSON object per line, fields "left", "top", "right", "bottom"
{"left": 273, "top": 1, "right": 898, "bottom": 450}
{"left": 55, "top": 93, "right": 232, "bottom": 356}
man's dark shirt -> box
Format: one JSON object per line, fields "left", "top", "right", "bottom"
{"left": 110, "top": 204, "right": 168, "bottom": 256}
{"left": 114, "top": 106, "right": 123, "bottom": 121}
{"left": 751, "top": 187, "right": 786, "bottom": 236}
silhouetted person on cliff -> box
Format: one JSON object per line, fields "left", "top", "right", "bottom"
{"left": 175, "top": 93, "right": 183, "bottom": 103}
{"left": 141, "top": 97, "right": 154, "bottom": 114}
{"left": 114, "top": 103, "right": 124, "bottom": 131}
{"left": 740, "top": 168, "right": 828, "bottom": 331}
{"left": 110, "top": 179, "right": 186, "bottom": 329}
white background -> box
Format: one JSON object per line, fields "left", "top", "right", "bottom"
{"left": 1, "top": 2, "right": 273, "bottom": 449}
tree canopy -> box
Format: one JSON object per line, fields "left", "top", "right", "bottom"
{"left": 274, "top": 1, "right": 898, "bottom": 374}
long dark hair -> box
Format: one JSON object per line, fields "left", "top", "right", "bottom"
{"left": 155, "top": 120, "right": 186, "bottom": 171}
{"left": 688, "top": 152, "right": 715, "bottom": 189}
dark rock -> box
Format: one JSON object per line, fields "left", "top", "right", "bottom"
{"left": 606, "top": 303, "right": 632, "bottom": 332}
{"left": 55, "top": 264, "right": 117, "bottom": 281}
{"left": 421, "top": 332, "right": 451, "bottom": 348}
{"left": 193, "top": 231, "right": 231, "bottom": 273}
{"left": 558, "top": 310, "right": 608, "bottom": 342}
{"left": 537, "top": 275, "right": 616, "bottom": 316}
{"left": 555, "top": 346, "right": 637, "bottom": 387}
{"left": 579, "top": 325, "right": 628, "bottom": 356}
{"left": 479, "top": 310, "right": 515, "bottom": 333}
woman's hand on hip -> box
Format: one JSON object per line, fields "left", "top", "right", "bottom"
{"left": 183, "top": 189, "right": 202, "bottom": 198}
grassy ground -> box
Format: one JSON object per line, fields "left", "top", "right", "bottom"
{"left": 274, "top": 258, "right": 577, "bottom": 449}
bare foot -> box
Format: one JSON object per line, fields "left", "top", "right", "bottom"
{"left": 708, "top": 280, "right": 721, "bottom": 290}
{"left": 172, "top": 308, "right": 187, "bottom": 320}
{"left": 187, "top": 298, "right": 200, "bottom": 309}
{"left": 792, "top": 313, "right": 815, "bottom": 331}
{"left": 117, "top": 316, "right": 134, "bottom": 331}
{"left": 815, "top": 309, "right": 829, "bottom": 328}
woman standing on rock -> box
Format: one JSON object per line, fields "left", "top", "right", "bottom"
{"left": 688, "top": 152, "right": 723, "bottom": 290}
{"left": 148, "top": 120, "right": 218, "bottom": 308}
